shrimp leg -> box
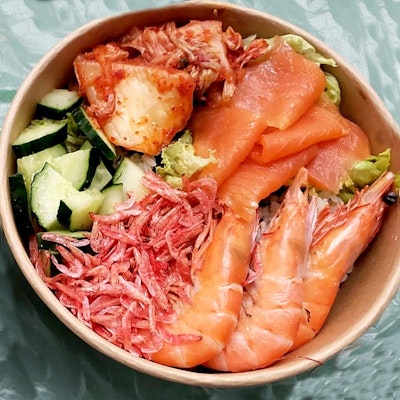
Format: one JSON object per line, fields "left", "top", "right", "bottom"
{"left": 149, "top": 209, "right": 257, "bottom": 368}
{"left": 205, "top": 167, "right": 316, "bottom": 372}
{"left": 292, "top": 171, "right": 395, "bottom": 350}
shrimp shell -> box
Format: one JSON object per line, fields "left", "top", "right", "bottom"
{"left": 149, "top": 209, "right": 257, "bottom": 368}
{"left": 292, "top": 171, "right": 395, "bottom": 350}
{"left": 205, "top": 167, "right": 316, "bottom": 371}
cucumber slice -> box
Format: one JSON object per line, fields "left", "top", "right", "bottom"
{"left": 31, "top": 163, "right": 77, "bottom": 231}
{"left": 36, "top": 88, "right": 83, "bottom": 119}
{"left": 98, "top": 184, "right": 125, "bottom": 215}
{"left": 80, "top": 140, "right": 93, "bottom": 151}
{"left": 80, "top": 141, "right": 113, "bottom": 190}
{"left": 17, "top": 143, "right": 67, "bottom": 198}
{"left": 9, "top": 173, "right": 33, "bottom": 241}
{"left": 12, "top": 119, "right": 68, "bottom": 158}
{"left": 87, "top": 161, "right": 113, "bottom": 191}
{"left": 113, "top": 157, "right": 148, "bottom": 201}
{"left": 57, "top": 188, "right": 105, "bottom": 231}
{"left": 72, "top": 106, "right": 116, "bottom": 161}
{"left": 49, "top": 148, "right": 100, "bottom": 190}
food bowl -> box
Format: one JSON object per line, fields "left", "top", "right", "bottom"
{"left": 1, "top": 0, "right": 400, "bottom": 388}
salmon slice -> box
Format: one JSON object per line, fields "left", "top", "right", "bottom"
{"left": 218, "top": 145, "right": 318, "bottom": 220}
{"left": 189, "top": 105, "right": 268, "bottom": 187}
{"left": 227, "top": 37, "right": 327, "bottom": 130}
{"left": 248, "top": 102, "right": 348, "bottom": 164}
{"left": 306, "top": 119, "right": 371, "bottom": 193}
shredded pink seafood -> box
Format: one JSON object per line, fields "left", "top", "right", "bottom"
{"left": 30, "top": 171, "right": 223, "bottom": 357}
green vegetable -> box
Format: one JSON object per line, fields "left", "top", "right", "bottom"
{"left": 112, "top": 156, "right": 148, "bottom": 201}
{"left": 72, "top": 106, "right": 116, "bottom": 161}
{"left": 36, "top": 88, "right": 82, "bottom": 120}
{"left": 9, "top": 173, "right": 33, "bottom": 241}
{"left": 12, "top": 118, "right": 68, "bottom": 157}
{"left": 156, "top": 130, "right": 216, "bottom": 188}
{"left": 17, "top": 143, "right": 67, "bottom": 197}
{"left": 338, "top": 148, "right": 392, "bottom": 202}
{"left": 394, "top": 173, "right": 400, "bottom": 190}
{"left": 279, "top": 34, "right": 337, "bottom": 67}
{"left": 64, "top": 112, "right": 86, "bottom": 152}
{"left": 57, "top": 188, "right": 105, "bottom": 232}
{"left": 324, "top": 72, "right": 341, "bottom": 107}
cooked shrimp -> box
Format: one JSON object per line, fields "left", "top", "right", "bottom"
{"left": 149, "top": 209, "right": 257, "bottom": 368}
{"left": 204, "top": 167, "right": 316, "bottom": 372}
{"left": 291, "top": 171, "right": 395, "bottom": 350}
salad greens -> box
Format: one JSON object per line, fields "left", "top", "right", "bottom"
{"left": 324, "top": 72, "right": 341, "bottom": 106}
{"left": 338, "top": 148, "right": 393, "bottom": 202}
{"left": 65, "top": 112, "right": 86, "bottom": 152}
{"left": 279, "top": 34, "right": 337, "bottom": 67}
{"left": 156, "top": 130, "right": 216, "bottom": 189}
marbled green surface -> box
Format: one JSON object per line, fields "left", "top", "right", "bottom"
{"left": 1, "top": 1, "right": 400, "bottom": 398}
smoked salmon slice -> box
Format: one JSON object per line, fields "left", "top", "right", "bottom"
{"left": 227, "top": 37, "right": 327, "bottom": 130}
{"left": 249, "top": 102, "right": 348, "bottom": 164}
{"left": 306, "top": 119, "right": 371, "bottom": 193}
{"left": 189, "top": 105, "right": 268, "bottom": 187}
{"left": 218, "top": 145, "right": 318, "bottom": 221}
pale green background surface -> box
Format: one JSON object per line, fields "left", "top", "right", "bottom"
{"left": 1, "top": 0, "right": 400, "bottom": 398}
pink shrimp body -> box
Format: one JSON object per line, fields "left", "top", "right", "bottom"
{"left": 292, "top": 171, "right": 395, "bottom": 350}
{"left": 204, "top": 167, "right": 316, "bottom": 372}
{"left": 150, "top": 209, "right": 257, "bottom": 368}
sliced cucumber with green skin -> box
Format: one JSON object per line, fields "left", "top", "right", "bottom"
{"left": 80, "top": 140, "right": 113, "bottom": 190}
{"left": 72, "top": 106, "right": 116, "bottom": 161}
{"left": 79, "top": 140, "right": 93, "bottom": 151}
{"left": 16, "top": 143, "right": 67, "bottom": 171}
{"left": 9, "top": 173, "right": 33, "bottom": 241}
{"left": 98, "top": 184, "right": 125, "bottom": 215}
{"left": 57, "top": 188, "right": 105, "bottom": 231}
{"left": 12, "top": 119, "right": 68, "bottom": 158}
{"left": 87, "top": 161, "right": 113, "bottom": 191}
{"left": 30, "top": 163, "right": 78, "bottom": 231}
{"left": 17, "top": 143, "right": 67, "bottom": 197}
{"left": 36, "top": 88, "right": 83, "bottom": 119}
{"left": 113, "top": 157, "right": 148, "bottom": 201}
{"left": 49, "top": 148, "right": 100, "bottom": 190}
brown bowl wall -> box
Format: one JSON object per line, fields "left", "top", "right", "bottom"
{"left": 1, "top": 0, "right": 400, "bottom": 388}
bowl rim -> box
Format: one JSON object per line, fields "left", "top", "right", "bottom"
{"left": 1, "top": 0, "right": 400, "bottom": 388}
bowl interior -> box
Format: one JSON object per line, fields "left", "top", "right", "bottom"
{"left": 1, "top": 0, "right": 400, "bottom": 388}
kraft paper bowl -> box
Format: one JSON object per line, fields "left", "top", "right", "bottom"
{"left": 1, "top": 0, "right": 400, "bottom": 388}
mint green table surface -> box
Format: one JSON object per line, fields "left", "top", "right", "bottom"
{"left": 1, "top": 1, "right": 400, "bottom": 398}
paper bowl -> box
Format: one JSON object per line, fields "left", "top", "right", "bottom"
{"left": 1, "top": 0, "right": 400, "bottom": 388}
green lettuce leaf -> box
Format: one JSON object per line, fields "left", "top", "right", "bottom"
{"left": 280, "top": 34, "right": 337, "bottom": 67}
{"left": 156, "top": 130, "right": 216, "bottom": 188}
{"left": 324, "top": 72, "right": 341, "bottom": 107}
{"left": 338, "top": 148, "right": 392, "bottom": 202}
{"left": 64, "top": 112, "right": 86, "bottom": 152}
{"left": 394, "top": 173, "right": 400, "bottom": 190}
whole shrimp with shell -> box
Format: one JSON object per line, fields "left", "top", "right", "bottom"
{"left": 204, "top": 167, "right": 317, "bottom": 372}
{"left": 292, "top": 171, "right": 397, "bottom": 350}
